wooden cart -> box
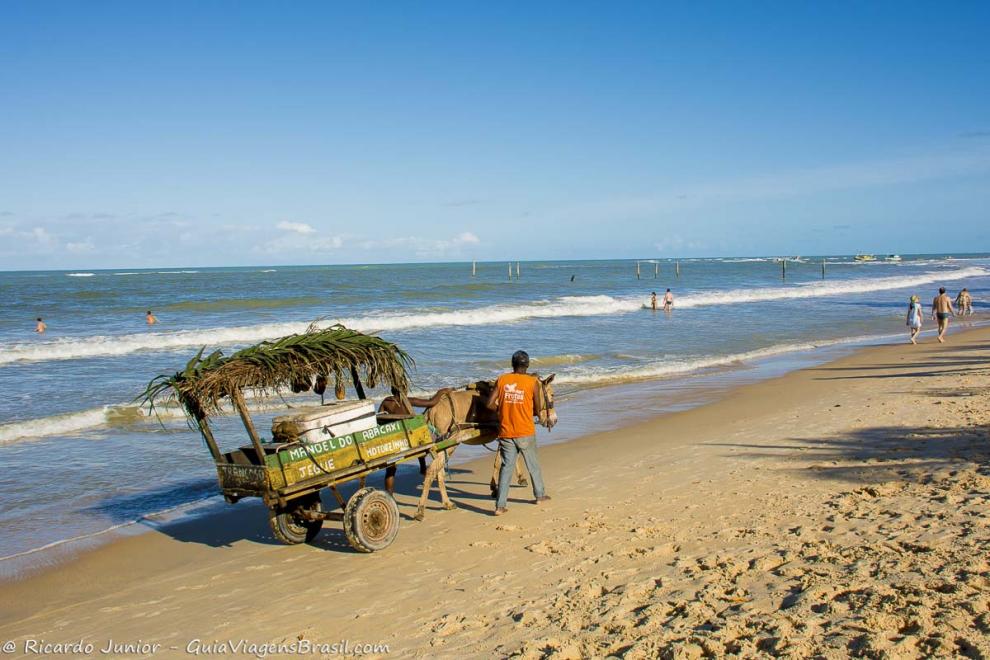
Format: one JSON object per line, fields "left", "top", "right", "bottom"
{"left": 142, "top": 325, "right": 456, "bottom": 552}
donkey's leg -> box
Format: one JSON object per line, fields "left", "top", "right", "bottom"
{"left": 415, "top": 451, "right": 441, "bottom": 521}
{"left": 436, "top": 448, "right": 457, "bottom": 510}
{"left": 515, "top": 454, "right": 529, "bottom": 487}
{"left": 490, "top": 449, "right": 503, "bottom": 497}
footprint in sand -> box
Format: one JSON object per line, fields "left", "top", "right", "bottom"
{"left": 525, "top": 541, "right": 564, "bottom": 555}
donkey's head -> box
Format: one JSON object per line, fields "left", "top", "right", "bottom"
{"left": 533, "top": 373, "right": 557, "bottom": 430}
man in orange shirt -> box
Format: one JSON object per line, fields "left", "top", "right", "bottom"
{"left": 486, "top": 350, "right": 549, "bottom": 515}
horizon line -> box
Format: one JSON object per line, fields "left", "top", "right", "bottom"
{"left": 1, "top": 252, "right": 987, "bottom": 275}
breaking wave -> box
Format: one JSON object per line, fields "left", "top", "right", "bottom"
{"left": 0, "top": 394, "right": 330, "bottom": 446}
{"left": 0, "top": 266, "right": 985, "bottom": 366}
{"left": 674, "top": 266, "right": 988, "bottom": 309}
{"left": 554, "top": 335, "right": 892, "bottom": 387}
{"left": 0, "top": 406, "right": 120, "bottom": 445}
{"left": 0, "top": 331, "right": 916, "bottom": 445}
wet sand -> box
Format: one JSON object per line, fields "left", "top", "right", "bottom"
{"left": 1, "top": 326, "right": 989, "bottom": 658}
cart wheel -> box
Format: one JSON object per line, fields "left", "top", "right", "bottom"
{"left": 343, "top": 487, "right": 400, "bottom": 553}
{"left": 269, "top": 497, "right": 323, "bottom": 545}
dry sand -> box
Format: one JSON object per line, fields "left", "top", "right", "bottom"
{"left": 2, "top": 326, "right": 989, "bottom": 658}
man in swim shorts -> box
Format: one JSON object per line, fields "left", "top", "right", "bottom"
{"left": 931, "top": 287, "right": 955, "bottom": 343}
{"left": 663, "top": 288, "right": 674, "bottom": 312}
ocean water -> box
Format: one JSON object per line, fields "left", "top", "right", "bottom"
{"left": 0, "top": 255, "right": 987, "bottom": 564}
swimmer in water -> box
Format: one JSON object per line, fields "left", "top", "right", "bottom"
{"left": 650, "top": 292, "right": 657, "bottom": 311}
{"left": 35, "top": 317, "right": 46, "bottom": 333}
{"left": 663, "top": 288, "right": 674, "bottom": 312}
{"left": 146, "top": 310, "right": 158, "bottom": 326}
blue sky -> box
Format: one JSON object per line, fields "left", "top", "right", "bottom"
{"left": 1, "top": 2, "right": 988, "bottom": 269}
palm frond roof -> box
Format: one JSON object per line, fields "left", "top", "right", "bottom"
{"left": 140, "top": 324, "right": 411, "bottom": 418}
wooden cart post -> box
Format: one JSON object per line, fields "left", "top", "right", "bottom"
{"left": 230, "top": 387, "right": 266, "bottom": 460}
{"left": 195, "top": 411, "right": 224, "bottom": 463}
{"left": 350, "top": 366, "right": 367, "bottom": 400}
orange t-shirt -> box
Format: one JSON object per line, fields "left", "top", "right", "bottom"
{"left": 495, "top": 373, "right": 537, "bottom": 439}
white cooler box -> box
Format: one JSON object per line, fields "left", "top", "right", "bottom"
{"left": 271, "top": 400, "right": 378, "bottom": 444}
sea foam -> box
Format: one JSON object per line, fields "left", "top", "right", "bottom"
{"left": 0, "top": 331, "right": 908, "bottom": 445}
{"left": 1, "top": 266, "right": 984, "bottom": 366}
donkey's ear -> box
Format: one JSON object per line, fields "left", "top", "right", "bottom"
{"left": 543, "top": 373, "right": 556, "bottom": 385}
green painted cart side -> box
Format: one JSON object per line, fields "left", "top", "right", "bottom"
{"left": 216, "top": 415, "right": 437, "bottom": 505}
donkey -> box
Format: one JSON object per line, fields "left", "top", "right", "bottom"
{"left": 415, "top": 374, "right": 557, "bottom": 520}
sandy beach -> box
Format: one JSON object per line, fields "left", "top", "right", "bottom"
{"left": 2, "top": 325, "right": 989, "bottom": 658}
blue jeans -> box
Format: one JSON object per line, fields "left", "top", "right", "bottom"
{"left": 496, "top": 435, "right": 546, "bottom": 509}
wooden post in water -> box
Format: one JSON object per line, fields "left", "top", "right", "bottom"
{"left": 782, "top": 259, "right": 787, "bottom": 280}
{"left": 821, "top": 258, "right": 826, "bottom": 279}
{"left": 636, "top": 261, "right": 641, "bottom": 279}
{"left": 508, "top": 263, "right": 512, "bottom": 280}
{"left": 516, "top": 262, "right": 520, "bottom": 278}
{"left": 676, "top": 261, "right": 680, "bottom": 277}
{"left": 654, "top": 262, "right": 658, "bottom": 278}
{"left": 472, "top": 260, "right": 476, "bottom": 276}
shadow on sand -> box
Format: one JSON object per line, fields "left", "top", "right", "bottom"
{"left": 144, "top": 460, "right": 510, "bottom": 554}
{"left": 707, "top": 423, "right": 989, "bottom": 487}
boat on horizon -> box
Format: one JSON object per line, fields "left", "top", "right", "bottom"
{"left": 854, "top": 254, "right": 877, "bottom": 262}
{"left": 884, "top": 254, "right": 902, "bottom": 262}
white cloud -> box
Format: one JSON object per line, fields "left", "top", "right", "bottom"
{"left": 310, "top": 235, "right": 343, "bottom": 249}
{"left": 359, "top": 231, "right": 482, "bottom": 257}
{"left": 222, "top": 223, "right": 262, "bottom": 232}
{"left": 276, "top": 221, "right": 316, "bottom": 235}
{"left": 66, "top": 238, "right": 95, "bottom": 253}
{"left": 654, "top": 236, "right": 705, "bottom": 253}
{"left": 254, "top": 231, "right": 343, "bottom": 254}
{"left": 30, "top": 227, "right": 55, "bottom": 245}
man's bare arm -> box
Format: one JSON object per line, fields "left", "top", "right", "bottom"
{"left": 485, "top": 385, "right": 500, "bottom": 411}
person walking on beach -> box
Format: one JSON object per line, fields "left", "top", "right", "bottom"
{"left": 931, "top": 287, "right": 955, "bottom": 343}
{"left": 487, "top": 350, "right": 549, "bottom": 516}
{"left": 35, "top": 317, "right": 46, "bottom": 333}
{"left": 146, "top": 310, "right": 158, "bottom": 326}
{"left": 955, "top": 288, "right": 973, "bottom": 316}
{"left": 663, "top": 288, "right": 674, "bottom": 312}
{"left": 906, "top": 295, "right": 923, "bottom": 344}
{"left": 650, "top": 292, "right": 658, "bottom": 311}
